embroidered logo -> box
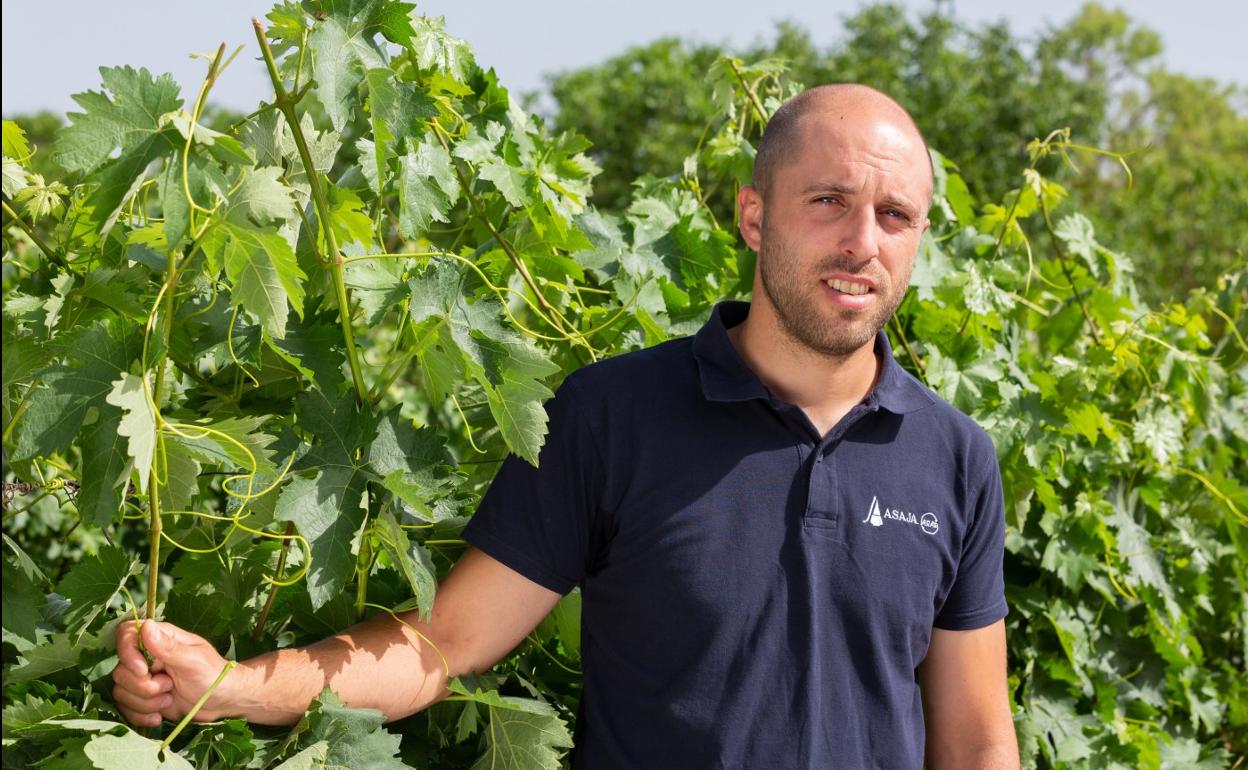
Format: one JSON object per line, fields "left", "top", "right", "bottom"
{"left": 862, "top": 495, "right": 939, "bottom": 536}
{"left": 863, "top": 496, "right": 884, "bottom": 527}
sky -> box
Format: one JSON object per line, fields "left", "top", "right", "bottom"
{"left": 2, "top": 0, "right": 1244, "bottom": 117}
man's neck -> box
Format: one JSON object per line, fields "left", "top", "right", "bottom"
{"left": 726, "top": 301, "right": 881, "bottom": 437}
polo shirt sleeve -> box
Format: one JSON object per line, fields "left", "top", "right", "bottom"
{"left": 933, "top": 432, "right": 1009, "bottom": 630}
{"left": 462, "top": 379, "right": 605, "bottom": 595}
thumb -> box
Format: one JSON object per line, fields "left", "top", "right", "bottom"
{"left": 141, "top": 620, "right": 198, "bottom": 660}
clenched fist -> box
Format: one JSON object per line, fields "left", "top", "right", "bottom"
{"left": 112, "top": 620, "right": 235, "bottom": 727}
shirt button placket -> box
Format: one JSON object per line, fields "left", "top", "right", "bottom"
{"left": 806, "top": 443, "right": 837, "bottom": 526}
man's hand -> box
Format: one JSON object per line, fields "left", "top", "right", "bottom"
{"left": 113, "top": 620, "right": 232, "bottom": 727}
{"left": 111, "top": 548, "right": 561, "bottom": 727}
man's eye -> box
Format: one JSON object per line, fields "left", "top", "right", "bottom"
{"left": 814, "top": 196, "right": 841, "bottom": 205}
{"left": 883, "top": 208, "right": 910, "bottom": 221}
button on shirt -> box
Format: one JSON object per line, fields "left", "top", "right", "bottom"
{"left": 464, "top": 300, "right": 1009, "bottom": 769}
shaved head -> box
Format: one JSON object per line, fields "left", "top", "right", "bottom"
{"left": 753, "top": 84, "right": 933, "bottom": 202}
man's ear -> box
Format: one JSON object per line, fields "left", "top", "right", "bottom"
{"left": 737, "top": 185, "right": 764, "bottom": 252}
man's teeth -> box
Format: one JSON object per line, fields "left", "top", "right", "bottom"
{"left": 826, "top": 278, "right": 870, "bottom": 295}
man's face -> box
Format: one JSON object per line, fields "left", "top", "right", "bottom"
{"left": 741, "top": 109, "right": 931, "bottom": 357}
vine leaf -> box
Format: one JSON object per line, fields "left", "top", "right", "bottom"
{"left": 83, "top": 729, "right": 195, "bottom": 770}
{"left": 398, "top": 139, "right": 459, "bottom": 238}
{"left": 11, "top": 319, "right": 140, "bottom": 463}
{"left": 105, "top": 373, "right": 158, "bottom": 492}
{"left": 55, "top": 545, "right": 141, "bottom": 643}
{"left": 270, "top": 740, "right": 329, "bottom": 770}
{"left": 55, "top": 65, "right": 182, "bottom": 174}
{"left": 367, "top": 411, "right": 456, "bottom": 522}
{"left": 374, "top": 510, "right": 436, "bottom": 620}
{"left": 279, "top": 688, "right": 410, "bottom": 770}
{"left": 6, "top": 618, "right": 121, "bottom": 683}
{"left": 2, "top": 558, "right": 43, "bottom": 642}
{"left": 407, "top": 261, "right": 558, "bottom": 465}
{"left": 202, "top": 222, "right": 307, "bottom": 340}
{"left": 307, "top": 10, "right": 387, "bottom": 131}
{"left": 344, "top": 256, "right": 407, "bottom": 326}
{"left": 225, "top": 165, "right": 298, "bottom": 226}
{"left": 275, "top": 392, "right": 377, "bottom": 609}
{"left": 448, "top": 678, "right": 573, "bottom": 770}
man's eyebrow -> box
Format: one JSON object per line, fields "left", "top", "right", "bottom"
{"left": 800, "top": 181, "right": 920, "bottom": 214}
{"left": 880, "top": 193, "right": 919, "bottom": 214}
{"left": 801, "top": 180, "right": 857, "bottom": 195}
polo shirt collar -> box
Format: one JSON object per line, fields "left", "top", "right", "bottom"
{"left": 691, "top": 300, "right": 934, "bottom": 414}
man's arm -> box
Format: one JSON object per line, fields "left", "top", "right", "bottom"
{"left": 112, "top": 547, "right": 561, "bottom": 726}
{"left": 918, "top": 620, "right": 1020, "bottom": 770}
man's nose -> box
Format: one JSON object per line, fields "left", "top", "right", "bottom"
{"left": 838, "top": 205, "right": 879, "bottom": 263}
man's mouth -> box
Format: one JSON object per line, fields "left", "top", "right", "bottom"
{"left": 825, "top": 278, "right": 872, "bottom": 296}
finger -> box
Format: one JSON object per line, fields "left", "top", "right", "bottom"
{"left": 117, "top": 704, "right": 163, "bottom": 729}
{"left": 115, "top": 621, "right": 148, "bottom": 676}
{"left": 113, "top": 683, "right": 174, "bottom": 716}
{"left": 142, "top": 620, "right": 200, "bottom": 663}
{"left": 113, "top": 665, "right": 172, "bottom": 698}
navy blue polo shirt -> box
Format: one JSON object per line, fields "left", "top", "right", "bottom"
{"left": 464, "top": 301, "right": 1008, "bottom": 769}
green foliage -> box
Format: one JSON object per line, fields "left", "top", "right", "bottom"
{"left": 2, "top": 3, "right": 1245, "bottom": 769}
{"left": 544, "top": 3, "right": 1247, "bottom": 303}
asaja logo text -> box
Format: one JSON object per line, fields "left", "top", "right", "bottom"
{"left": 862, "top": 496, "right": 939, "bottom": 536}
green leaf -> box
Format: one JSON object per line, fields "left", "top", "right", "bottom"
{"left": 271, "top": 740, "right": 329, "bottom": 770}
{"left": 3, "top": 155, "right": 27, "bottom": 197}
{"left": 374, "top": 509, "right": 437, "bottom": 620}
{"left": 3, "top": 558, "right": 43, "bottom": 642}
{"left": 104, "top": 373, "right": 158, "bottom": 492}
{"left": 308, "top": 15, "right": 387, "bottom": 131}
{"left": 447, "top": 680, "right": 573, "bottom": 770}
{"left": 55, "top": 66, "right": 182, "bottom": 173}
{"left": 83, "top": 729, "right": 195, "bottom": 770}
{"left": 75, "top": 414, "right": 131, "bottom": 528}
{"left": 11, "top": 319, "right": 140, "bottom": 462}
{"left": 364, "top": 67, "right": 437, "bottom": 155}
{"left": 203, "top": 222, "right": 307, "bottom": 340}
{"left": 2, "top": 119, "right": 31, "bottom": 162}
{"left": 407, "top": 15, "right": 473, "bottom": 81}
{"left": 1054, "top": 213, "right": 1102, "bottom": 278}
{"left": 164, "top": 416, "right": 277, "bottom": 475}
{"left": 55, "top": 545, "right": 141, "bottom": 641}
{"left": 326, "top": 184, "right": 375, "bottom": 249}
{"left": 2, "top": 695, "right": 76, "bottom": 737}
{"left": 406, "top": 261, "right": 558, "bottom": 464}
{"left": 398, "top": 139, "right": 459, "bottom": 238}
{"left": 344, "top": 254, "right": 407, "bottom": 326}
{"left": 2, "top": 324, "right": 49, "bottom": 430}
{"left": 275, "top": 391, "right": 377, "bottom": 608}
{"left": 6, "top": 618, "right": 120, "bottom": 682}
{"left": 1109, "top": 491, "right": 1173, "bottom": 601}
{"left": 226, "top": 166, "right": 297, "bottom": 226}
{"left": 479, "top": 157, "right": 528, "bottom": 208}
{"left": 282, "top": 688, "right": 410, "bottom": 770}
{"left": 158, "top": 439, "right": 202, "bottom": 514}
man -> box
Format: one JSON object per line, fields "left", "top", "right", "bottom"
{"left": 113, "top": 84, "right": 1019, "bottom": 768}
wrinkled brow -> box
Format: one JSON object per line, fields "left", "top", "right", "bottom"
{"left": 801, "top": 180, "right": 857, "bottom": 195}
{"left": 800, "top": 181, "right": 920, "bottom": 215}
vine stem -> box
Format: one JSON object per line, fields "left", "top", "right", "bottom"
{"left": 253, "top": 18, "right": 368, "bottom": 404}
{"left": 1039, "top": 193, "right": 1101, "bottom": 347}
{"left": 889, "top": 316, "right": 927, "bottom": 381}
{"left": 726, "top": 59, "right": 768, "bottom": 125}
{"left": 159, "top": 660, "right": 237, "bottom": 750}
{"left": 251, "top": 521, "right": 295, "bottom": 640}
{"left": 144, "top": 41, "right": 228, "bottom": 617}
{"left": 1, "top": 197, "right": 66, "bottom": 268}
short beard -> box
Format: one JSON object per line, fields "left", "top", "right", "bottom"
{"left": 757, "top": 223, "right": 911, "bottom": 358}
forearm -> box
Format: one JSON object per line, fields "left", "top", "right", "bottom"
{"left": 222, "top": 611, "right": 450, "bottom": 725}
{"left": 926, "top": 732, "right": 1020, "bottom": 770}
